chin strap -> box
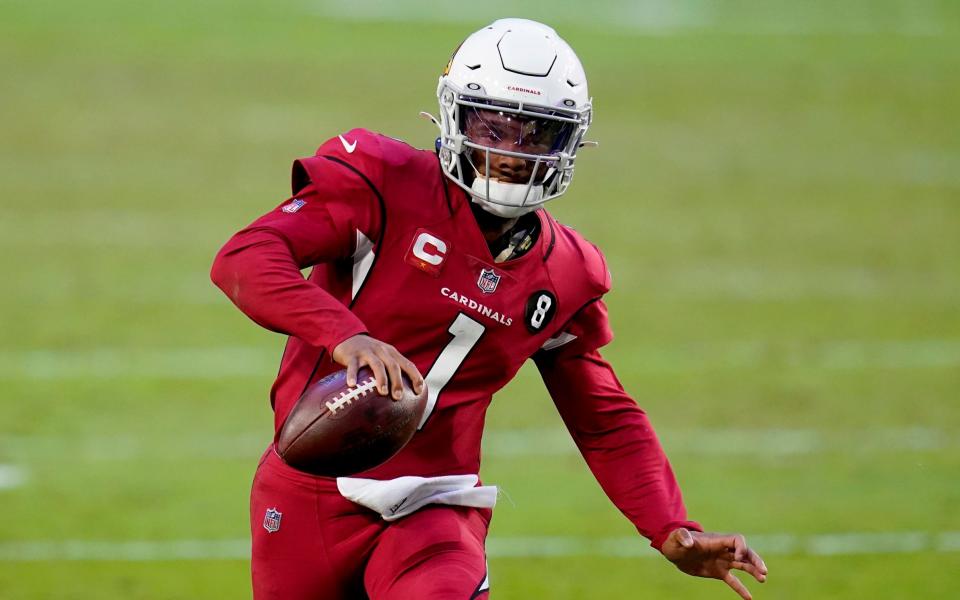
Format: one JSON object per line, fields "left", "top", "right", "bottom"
{"left": 491, "top": 219, "right": 539, "bottom": 263}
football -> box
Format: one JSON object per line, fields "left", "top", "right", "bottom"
{"left": 276, "top": 367, "right": 428, "bottom": 477}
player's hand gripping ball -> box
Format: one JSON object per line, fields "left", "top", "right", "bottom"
{"left": 277, "top": 367, "right": 428, "bottom": 477}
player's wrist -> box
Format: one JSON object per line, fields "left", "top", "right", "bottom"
{"left": 650, "top": 520, "right": 704, "bottom": 551}
{"left": 328, "top": 329, "right": 370, "bottom": 358}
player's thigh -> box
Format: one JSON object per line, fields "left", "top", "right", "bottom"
{"left": 250, "top": 448, "right": 375, "bottom": 600}
{"left": 364, "top": 506, "right": 492, "bottom": 600}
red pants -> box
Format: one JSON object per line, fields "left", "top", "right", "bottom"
{"left": 250, "top": 447, "right": 492, "bottom": 599}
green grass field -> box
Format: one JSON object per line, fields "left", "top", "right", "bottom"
{"left": 2, "top": 1, "right": 959, "bottom": 597}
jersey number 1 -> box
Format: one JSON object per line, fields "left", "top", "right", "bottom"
{"left": 417, "top": 313, "right": 484, "bottom": 429}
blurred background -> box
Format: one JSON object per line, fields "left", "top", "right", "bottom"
{"left": 1, "top": 0, "right": 958, "bottom": 598}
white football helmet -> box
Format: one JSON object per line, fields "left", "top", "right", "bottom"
{"left": 427, "top": 18, "right": 593, "bottom": 218}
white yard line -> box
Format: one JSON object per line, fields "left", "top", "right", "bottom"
{"left": 0, "top": 347, "right": 278, "bottom": 380}
{"left": 0, "top": 465, "right": 26, "bottom": 490}
{"left": 0, "top": 540, "right": 249, "bottom": 562}
{"left": 485, "top": 426, "right": 955, "bottom": 458}
{"left": 0, "top": 531, "right": 957, "bottom": 561}
{"left": 0, "top": 211, "right": 227, "bottom": 249}
{"left": 307, "top": 0, "right": 947, "bottom": 36}
{"left": 637, "top": 264, "right": 960, "bottom": 302}
{"left": 1, "top": 339, "right": 958, "bottom": 380}
{"left": 0, "top": 427, "right": 953, "bottom": 463}
{"left": 489, "top": 532, "right": 960, "bottom": 558}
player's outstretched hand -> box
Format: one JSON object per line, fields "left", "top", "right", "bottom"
{"left": 332, "top": 334, "right": 424, "bottom": 400}
{"left": 660, "top": 528, "right": 768, "bottom": 600}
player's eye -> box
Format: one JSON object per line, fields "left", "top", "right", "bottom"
{"left": 479, "top": 121, "right": 502, "bottom": 142}
{"left": 465, "top": 107, "right": 572, "bottom": 155}
{"left": 466, "top": 114, "right": 497, "bottom": 142}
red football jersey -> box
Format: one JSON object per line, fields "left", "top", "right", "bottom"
{"left": 213, "top": 128, "right": 699, "bottom": 545}
{"left": 259, "top": 129, "right": 610, "bottom": 478}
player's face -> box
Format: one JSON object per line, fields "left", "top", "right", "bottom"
{"left": 463, "top": 108, "right": 568, "bottom": 184}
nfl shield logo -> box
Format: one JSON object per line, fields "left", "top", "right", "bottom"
{"left": 477, "top": 268, "right": 501, "bottom": 294}
{"left": 281, "top": 198, "right": 306, "bottom": 213}
{"left": 263, "top": 508, "right": 282, "bottom": 533}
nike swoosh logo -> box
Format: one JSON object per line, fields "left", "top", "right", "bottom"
{"left": 338, "top": 134, "right": 357, "bottom": 154}
{"left": 388, "top": 496, "right": 409, "bottom": 514}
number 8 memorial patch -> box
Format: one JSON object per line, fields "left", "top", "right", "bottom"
{"left": 525, "top": 290, "right": 557, "bottom": 333}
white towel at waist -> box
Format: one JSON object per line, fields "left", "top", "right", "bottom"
{"left": 336, "top": 474, "right": 497, "bottom": 521}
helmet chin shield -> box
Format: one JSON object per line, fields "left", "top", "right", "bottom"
{"left": 429, "top": 19, "right": 593, "bottom": 216}
{"left": 470, "top": 176, "right": 544, "bottom": 218}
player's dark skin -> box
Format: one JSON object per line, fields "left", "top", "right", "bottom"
{"left": 332, "top": 141, "right": 769, "bottom": 600}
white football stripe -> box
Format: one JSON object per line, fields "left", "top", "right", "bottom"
{"left": 1, "top": 531, "right": 958, "bottom": 561}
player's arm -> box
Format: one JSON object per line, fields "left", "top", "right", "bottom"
{"left": 533, "top": 340, "right": 701, "bottom": 546}
{"left": 210, "top": 154, "right": 422, "bottom": 397}
{"left": 210, "top": 183, "right": 368, "bottom": 353}
{"left": 533, "top": 305, "right": 767, "bottom": 598}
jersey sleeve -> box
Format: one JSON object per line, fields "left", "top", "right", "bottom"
{"left": 537, "top": 297, "right": 614, "bottom": 358}
{"left": 210, "top": 142, "right": 384, "bottom": 353}
{"left": 534, "top": 348, "right": 702, "bottom": 549}
{"left": 538, "top": 230, "right": 615, "bottom": 358}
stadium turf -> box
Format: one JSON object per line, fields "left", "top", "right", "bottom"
{"left": 1, "top": 1, "right": 958, "bottom": 597}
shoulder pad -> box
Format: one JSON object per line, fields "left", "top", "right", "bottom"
{"left": 292, "top": 129, "right": 425, "bottom": 195}
{"left": 547, "top": 216, "right": 612, "bottom": 297}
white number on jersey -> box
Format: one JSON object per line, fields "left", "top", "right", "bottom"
{"left": 418, "top": 313, "right": 485, "bottom": 429}
{"left": 530, "top": 294, "right": 552, "bottom": 329}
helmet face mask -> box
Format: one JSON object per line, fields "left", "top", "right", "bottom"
{"left": 464, "top": 104, "right": 575, "bottom": 159}
{"left": 430, "top": 19, "right": 593, "bottom": 219}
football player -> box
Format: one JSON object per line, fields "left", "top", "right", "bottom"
{"left": 212, "top": 18, "right": 768, "bottom": 600}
